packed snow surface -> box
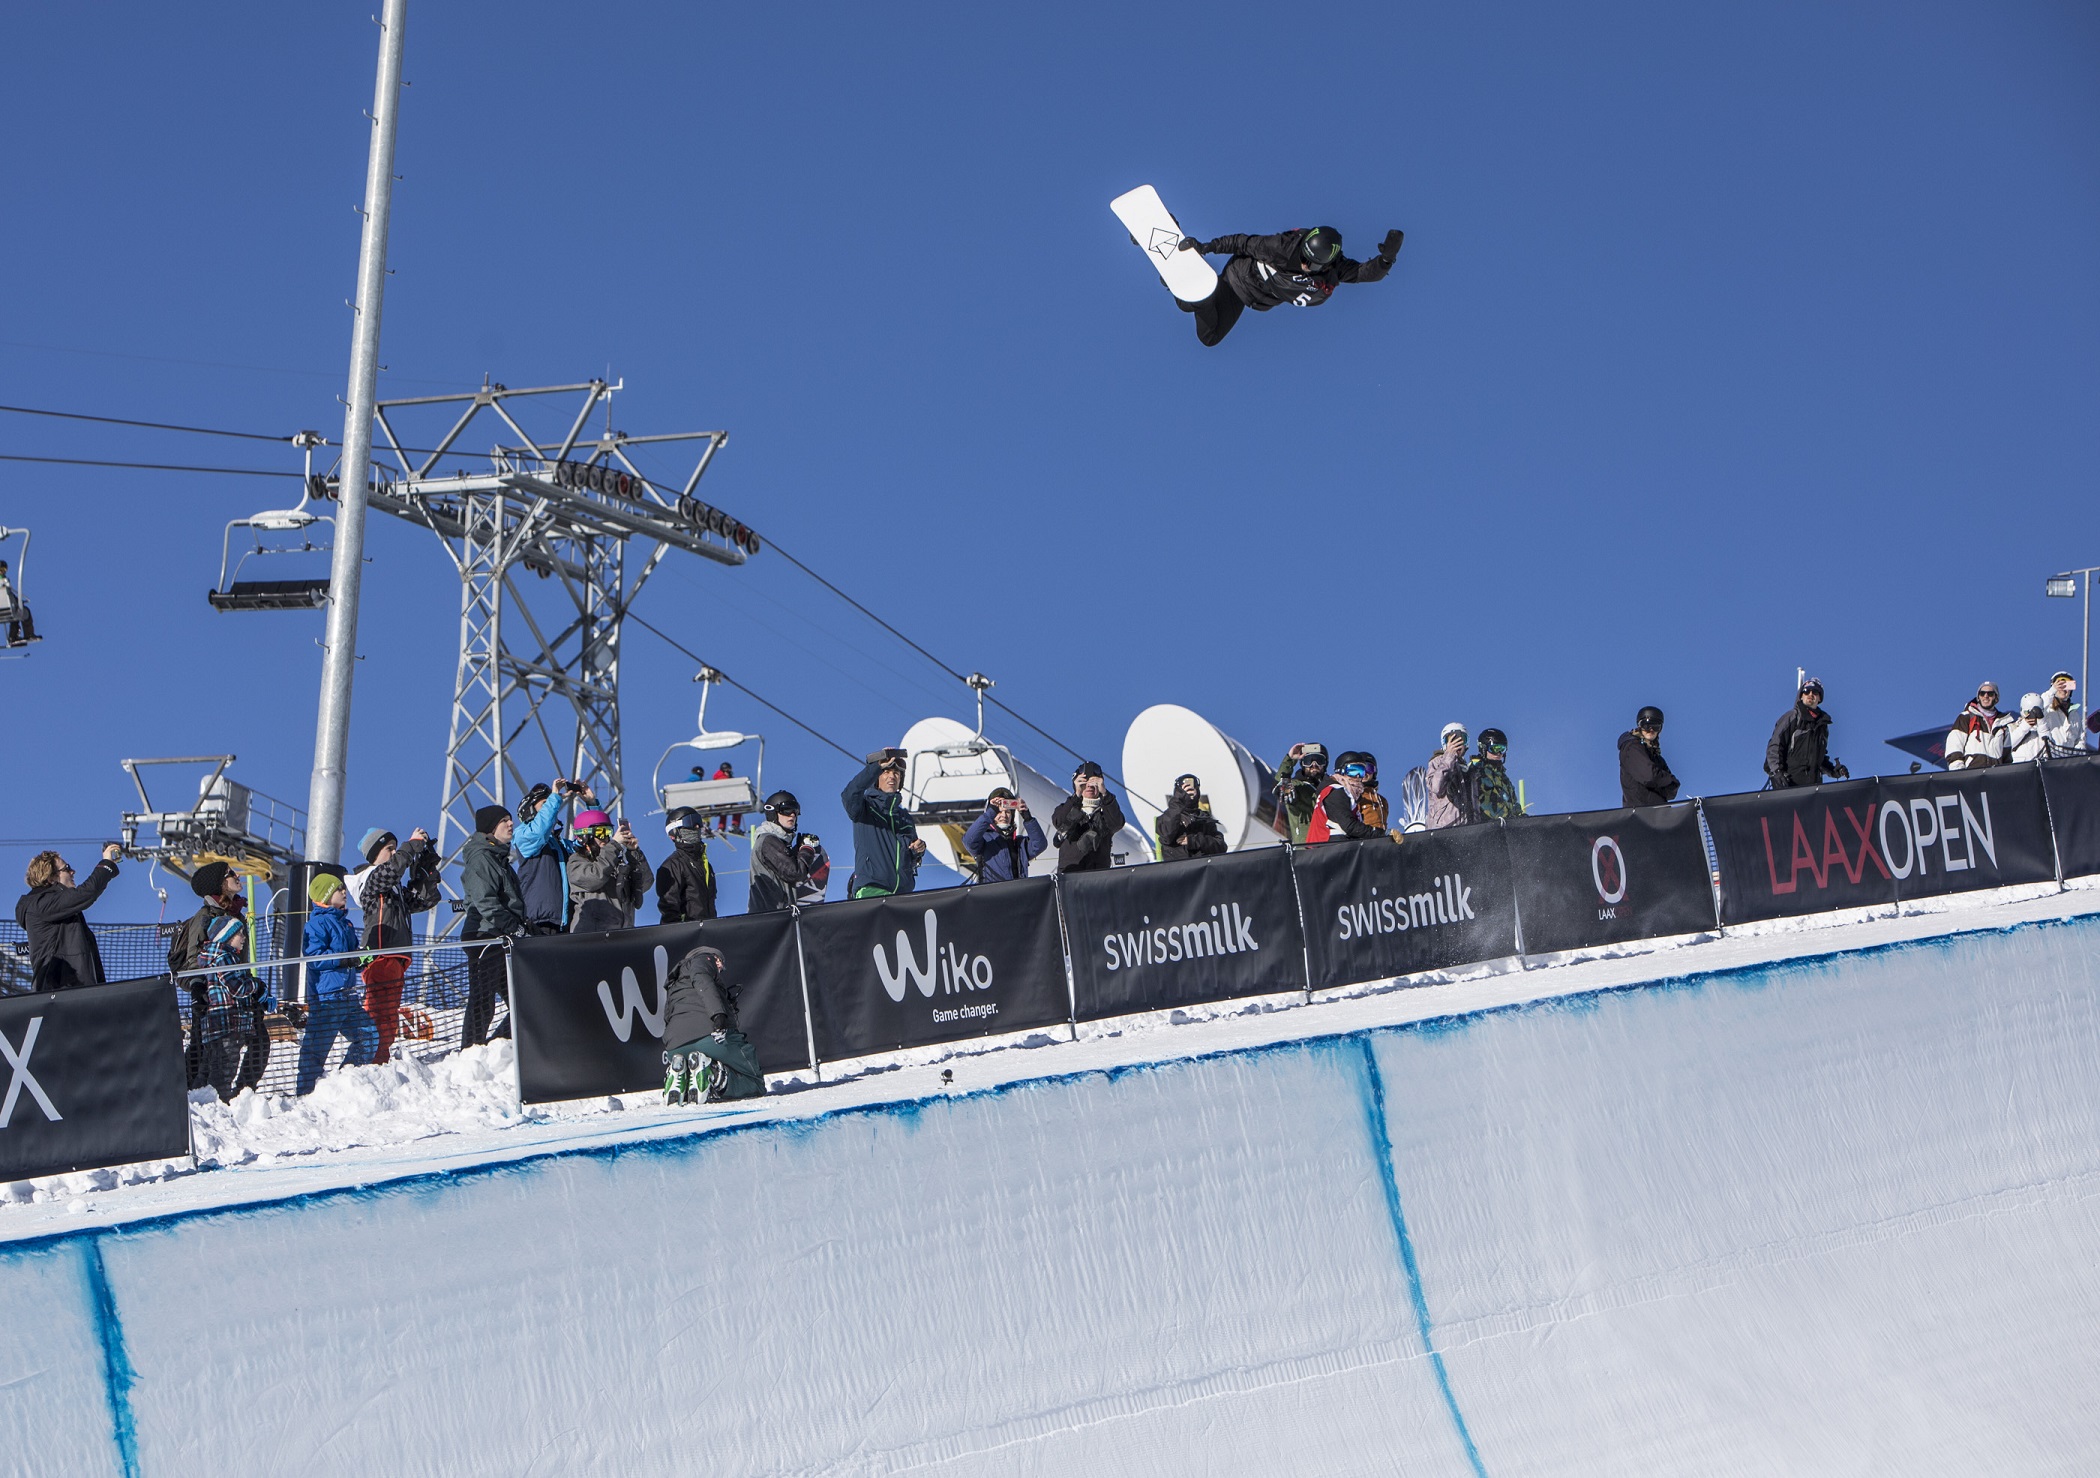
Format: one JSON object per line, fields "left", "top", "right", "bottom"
{"left": 5, "top": 886, "right": 2100, "bottom": 1475}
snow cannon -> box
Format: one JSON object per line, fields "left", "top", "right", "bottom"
{"left": 1120, "top": 703, "right": 1286, "bottom": 852}
{"left": 899, "top": 716, "right": 1153, "bottom": 879}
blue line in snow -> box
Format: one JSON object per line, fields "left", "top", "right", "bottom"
{"left": 80, "top": 1236, "right": 140, "bottom": 1478}
{"left": 1352, "top": 1035, "right": 1489, "bottom": 1478}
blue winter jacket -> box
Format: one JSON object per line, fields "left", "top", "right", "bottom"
{"left": 961, "top": 808, "right": 1046, "bottom": 884}
{"left": 513, "top": 799, "right": 574, "bottom": 929}
{"left": 841, "top": 760, "right": 921, "bottom": 897}
{"left": 303, "top": 905, "right": 363, "bottom": 1000}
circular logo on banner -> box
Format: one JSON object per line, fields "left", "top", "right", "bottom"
{"left": 1591, "top": 835, "right": 1628, "bottom": 905}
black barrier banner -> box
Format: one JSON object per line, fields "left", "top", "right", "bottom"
{"left": 1294, "top": 828, "right": 1518, "bottom": 992}
{"left": 1876, "top": 764, "right": 2056, "bottom": 901}
{"left": 512, "top": 912, "right": 808, "bottom": 1105}
{"left": 800, "top": 878, "right": 1067, "bottom": 1059}
{"left": 2040, "top": 756, "right": 2100, "bottom": 880}
{"left": 1061, "top": 849, "right": 1306, "bottom": 1021}
{"left": 1504, "top": 804, "right": 1717, "bottom": 955}
{"left": 0, "top": 976, "right": 188, "bottom": 1183}
{"left": 1704, "top": 767, "right": 2057, "bottom": 924}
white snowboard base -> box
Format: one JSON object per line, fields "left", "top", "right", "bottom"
{"left": 1110, "top": 184, "right": 1218, "bottom": 304}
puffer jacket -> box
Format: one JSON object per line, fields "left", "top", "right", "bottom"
{"left": 1425, "top": 750, "right": 1470, "bottom": 829}
{"left": 1766, "top": 703, "right": 1838, "bottom": 789}
{"left": 302, "top": 905, "right": 362, "bottom": 1001}
{"left": 568, "top": 841, "right": 650, "bottom": 932}
{"left": 961, "top": 807, "right": 1048, "bottom": 883}
{"left": 1945, "top": 701, "right": 2009, "bottom": 770}
{"left": 460, "top": 833, "right": 526, "bottom": 939}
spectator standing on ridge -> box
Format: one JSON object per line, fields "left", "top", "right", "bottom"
{"left": 2041, "top": 672, "right": 2086, "bottom": 756}
{"left": 15, "top": 844, "right": 120, "bottom": 992}
{"left": 348, "top": 825, "right": 438, "bottom": 1065}
{"left": 515, "top": 779, "right": 587, "bottom": 935}
{"left": 843, "top": 750, "right": 924, "bottom": 898}
{"left": 567, "top": 811, "right": 651, "bottom": 931}
{"left": 2009, "top": 695, "right": 2051, "bottom": 764}
{"left": 1273, "top": 743, "right": 1329, "bottom": 843}
{"left": 193, "top": 913, "right": 270, "bottom": 1101}
{"left": 1467, "top": 730, "right": 1524, "bottom": 821}
{"left": 296, "top": 874, "right": 377, "bottom": 1095}
{"left": 459, "top": 803, "right": 525, "bottom": 1048}
{"left": 656, "top": 807, "right": 719, "bottom": 924}
{"left": 1426, "top": 724, "right": 1472, "bottom": 829}
{"left": 1619, "top": 707, "right": 1680, "bottom": 808}
{"left": 1052, "top": 762, "right": 1129, "bottom": 873}
{"left": 1305, "top": 755, "right": 1386, "bottom": 842}
{"left": 749, "top": 791, "right": 829, "bottom": 911}
{"left": 169, "top": 861, "right": 254, "bottom": 1090}
{"left": 963, "top": 788, "right": 1048, "bottom": 881}
{"left": 1765, "top": 678, "right": 1848, "bottom": 789}
{"left": 1945, "top": 683, "right": 2009, "bottom": 770}
{"left": 1155, "top": 775, "right": 1229, "bottom": 862}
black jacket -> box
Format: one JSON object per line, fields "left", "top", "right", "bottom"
{"left": 1201, "top": 230, "right": 1393, "bottom": 312}
{"left": 1051, "top": 793, "right": 1128, "bottom": 873}
{"left": 660, "top": 946, "right": 733, "bottom": 1055}
{"left": 748, "top": 821, "right": 813, "bottom": 913}
{"left": 460, "top": 833, "right": 527, "bottom": 939}
{"left": 1766, "top": 703, "right": 1837, "bottom": 789}
{"left": 1155, "top": 795, "right": 1228, "bottom": 863}
{"left": 1619, "top": 732, "right": 1681, "bottom": 808}
{"left": 841, "top": 761, "right": 920, "bottom": 897}
{"left": 656, "top": 842, "right": 718, "bottom": 924}
{"left": 14, "top": 858, "right": 118, "bottom": 991}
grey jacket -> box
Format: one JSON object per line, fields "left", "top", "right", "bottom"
{"left": 568, "top": 842, "right": 650, "bottom": 931}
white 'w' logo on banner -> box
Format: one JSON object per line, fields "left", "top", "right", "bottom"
{"left": 597, "top": 945, "right": 670, "bottom": 1042}
{"left": 874, "top": 913, "right": 939, "bottom": 1002}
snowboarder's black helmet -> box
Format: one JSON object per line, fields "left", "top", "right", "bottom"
{"left": 1300, "top": 227, "right": 1343, "bottom": 268}
{"left": 665, "top": 806, "right": 702, "bottom": 837}
{"left": 1636, "top": 706, "right": 1665, "bottom": 730}
{"left": 762, "top": 790, "right": 800, "bottom": 819}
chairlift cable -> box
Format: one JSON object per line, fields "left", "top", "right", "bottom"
{"left": 625, "top": 611, "right": 860, "bottom": 762}
{"left": 0, "top": 403, "right": 298, "bottom": 443}
{"left": 0, "top": 453, "right": 289, "bottom": 476}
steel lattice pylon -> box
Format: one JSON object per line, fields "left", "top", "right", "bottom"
{"left": 352, "top": 380, "right": 757, "bottom": 934}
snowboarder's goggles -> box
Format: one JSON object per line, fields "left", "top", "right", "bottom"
{"left": 1338, "top": 763, "right": 1370, "bottom": 779}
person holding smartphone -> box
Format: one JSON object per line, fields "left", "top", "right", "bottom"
{"left": 962, "top": 787, "right": 1046, "bottom": 883}
{"left": 567, "top": 809, "right": 652, "bottom": 931}
{"left": 842, "top": 750, "right": 924, "bottom": 899}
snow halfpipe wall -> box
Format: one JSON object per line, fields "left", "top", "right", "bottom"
{"left": 8, "top": 913, "right": 2100, "bottom": 1476}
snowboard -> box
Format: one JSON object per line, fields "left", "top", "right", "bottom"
{"left": 1111, "top": 185, "right": 1218, "bottom": 304}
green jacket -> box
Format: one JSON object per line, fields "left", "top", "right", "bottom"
{"left": 460, "top": 833, "right": 526, "bottom": 938}
{"left": 1274, "top": 751, "right": 1322, "bottom": 844}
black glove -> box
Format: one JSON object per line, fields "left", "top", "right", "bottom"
{"left": 1830, "top": 760, "right": 1851, "bottom": 780}
{"left": 284, "top": 1001, "right": 309, "bottom": 1030}
{"left": 1378, "top": 229, "right": 1404, "bottom": 262}
{"left": 1179, "top": 237, "right": 1206, "bottom": 254}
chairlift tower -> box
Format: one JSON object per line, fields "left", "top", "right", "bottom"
{"left": 354, "top": 379, "right": 755, "bottom": 909}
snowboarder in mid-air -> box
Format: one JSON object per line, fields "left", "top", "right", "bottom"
{"left": 1173, "top": 226, "right": 1403, "bottom": 346}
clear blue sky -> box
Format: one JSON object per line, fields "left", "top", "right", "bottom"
{"left": 4, "top": 2, "right": 2096, "bottom": 920}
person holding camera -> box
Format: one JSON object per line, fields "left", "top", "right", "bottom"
{"left": 1766, "top": 677, "right": 1849, "bottom": 789}
{"left": 1156, "top": 774, "right": 1229, "bottom": 861}
{"left": 1426, "top": 724, "right": 1472, "bottom": 829}
{"left": 962, "top": 787, "right": 1047, "bottom": 883}
{"left": 15, "top": 842, "right": 121, "bottom": 992}
{"left": 843, "top": 750, "right": 924, "bottom": 899}
{"left": 1273, "top": 743, "right": 1329, "bottom": 843}
{"left": 567, "top": 810, "right": 652, "bottom": 932}
{"left": 515, "top": 778, "right": 591, "bottom": 934}
{"left": 347, "top": 825, "right": 439, "bottom": 1064}
{"left": 1052, "top": 762, "right": 1129, "bottom": 873}
{"left": 1305, "top": 756, "right": 1388, "bottom": 843}
{"left": 749, "top": 791, "right": 830, "bottom": 912}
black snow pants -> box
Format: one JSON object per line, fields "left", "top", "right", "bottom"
{"left": 1178, "top": 278, "right": 1249, "bottom": 347}
{"left": 460, "top": 936, "right": 511, "bottom": 1047}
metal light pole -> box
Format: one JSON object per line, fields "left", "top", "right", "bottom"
{"left": 2044, "top": 566, "right": 2097, "bottom": 747}
{"left": 306, "top": 0, "right": 408, "bottom": 865}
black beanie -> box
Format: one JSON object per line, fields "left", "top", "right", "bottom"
{"left": 474, "top": 804, "right": 511, "bottom": 835}
{"left": 190, "top": 860, "right": 233, "bottom": 899}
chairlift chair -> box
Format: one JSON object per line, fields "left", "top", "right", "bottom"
{"left": 0, "top": 526, "right": 42, "bottom": 657}
{"left": 651, "top": 668, "right": 764, "bottom": 824}
{"left": 208, "top": 432, "right": 336, "bottom": 612}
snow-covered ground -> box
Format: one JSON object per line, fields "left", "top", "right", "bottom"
{"left": 7, "top": 881, "right": 2100, "bottom": 1474}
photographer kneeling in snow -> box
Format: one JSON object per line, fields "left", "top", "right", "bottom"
{"left": 660, "top": 945, "right": 764, "bottom": 1105}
